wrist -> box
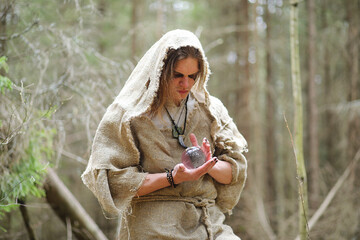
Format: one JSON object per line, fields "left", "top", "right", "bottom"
{"left": 208, "top": 158, "right": 219, "bottom": 175}
{"left": 172, "top": 171, "right": 180, "bottom": 185}
{"left": 165, "top": 168, "right": 177, "bottom": 188}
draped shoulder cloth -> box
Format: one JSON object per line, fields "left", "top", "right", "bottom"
{"left": 81, "top": 29, "right": 248, "bottom": 219}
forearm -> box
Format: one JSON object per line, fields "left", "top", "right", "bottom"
{"left": 208, "top": 160, "right": 232, "bottom": 184}
{"left": 136, "top": 173, "right": 170, "bottom": 197}
{"left": 136, "top": 158, "right": 218, "bottom": 196}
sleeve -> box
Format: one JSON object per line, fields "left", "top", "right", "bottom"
{"left": 209, "top": 96, "right": 248, "bottom": 214}
{"left": 81, "top": 103, "right": 148, "bottom": 218}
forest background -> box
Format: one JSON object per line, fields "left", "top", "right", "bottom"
{"left": 1, "top": 0, "right": 359, "bottom": 239}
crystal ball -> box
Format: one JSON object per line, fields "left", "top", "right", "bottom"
{"left": 181, "top": 146, "right": 206, "bottom": 169}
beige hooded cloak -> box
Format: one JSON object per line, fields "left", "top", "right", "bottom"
{"left": 81, "top": 29, "right": 248, "bottom": 240}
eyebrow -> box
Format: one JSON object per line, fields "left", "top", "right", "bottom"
{"left": 174, "top": 71, "right": 200, "bottom": 77}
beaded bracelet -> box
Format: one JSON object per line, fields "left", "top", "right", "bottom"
{"left": 169, "top": 169, "right": 177, "bottom": 188}
{"left": 165, "top": 168, "right": 177, "bottom": 188}
{"left": 165, "top": 168, "right": 172, "bottom": 186}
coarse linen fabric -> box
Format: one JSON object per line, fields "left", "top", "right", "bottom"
{"left": 81, "top": 29, "right": 248, "bottom": 240}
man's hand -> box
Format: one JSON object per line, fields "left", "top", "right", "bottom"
{"left": 172, "top": 133, "right": 218, "bottom": 184}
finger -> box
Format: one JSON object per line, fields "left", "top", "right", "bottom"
{"left": 202, "top": 138, "right": 212, "bottom": 160}
{"left": 178, "top": 164, "right": 186, "bottom": 172}
{"left": 194, "top": 157, "right": 217, "bottom": 174}
{"left": 202, "top": 138, "right": 208, "bottom": 149}
{"left": 175, "top": 163, "right": 186, "bottom": 172}
{"left": 189, "top": 133, "right": 199, "bottom": 147}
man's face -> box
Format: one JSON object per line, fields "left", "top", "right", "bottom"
{"left": 168, "top": 57, "right": 199, "bottom": 106}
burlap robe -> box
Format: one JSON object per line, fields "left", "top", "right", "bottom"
{"left": 81, "top": 30, "right": 248, "bottom": 240}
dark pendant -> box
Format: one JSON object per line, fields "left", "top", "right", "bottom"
{"left": 172, "top": 126, "right": 183, "bottom": 138}
{"left": 178, "top": 135, "right": 187, "bottom": 149}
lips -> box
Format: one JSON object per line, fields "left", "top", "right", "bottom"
{"left": 178, "top": 90, "right": 188, "bottom": 94}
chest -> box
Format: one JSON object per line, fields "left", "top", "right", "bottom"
{"left": 130, "top": 105, "right": 214, "bottom": 173}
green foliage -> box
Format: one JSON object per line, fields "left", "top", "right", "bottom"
{"left": 85, "top": 52, "right": 100, "bottom": 66}
{"left": 0, "top": 54, "right": 57, "bottom": 225}
{"left": 0, "top": 126, "right": 56, "bottom": 220}
{"left": 0, "top": 56, "right": 13, "bottom": 94}
{"left": 38, "top": 106, "right": 58, "bottom": 119}
{"left": 0, "top": 56, "right": 9, "bottom": 72}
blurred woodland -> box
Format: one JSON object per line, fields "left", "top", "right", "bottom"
{"left": 0, "top": 0, "right": 360, "bottom": 239}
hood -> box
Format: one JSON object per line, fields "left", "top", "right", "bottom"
{"left": 114, "top": 29, "right": 211, "bottom": 121}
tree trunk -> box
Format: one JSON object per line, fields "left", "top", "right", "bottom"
{"left": 345, "top": 0, "right": 360, "bottom": 162}
{"left": 264, "top": 3, "right": 284, "bottom": 237}
{"left": 235, "top": 0, "right": 251, "bottom": 140}
{"left": 18, "top": 199, "right": 37, "bottom": 240}
{"left": 156, "top": 0, "right": 165, "bottom": 39}
{"left": 256, "top": 1, "right": 276, "bottom": 235}
{"left": 0, "top": 3, "right": 11, "bottom": 238}
{"left": 321, "top": 1, "right": 336, "bottom": 169}
{"left": 290, "top": 1, "right": 309, "bottom": 240}
{"left": 265, "top": 17, "right": 276, "bottom": 206}
{"left": 252, "top": 1, "right": 275, "bottom": 238}
{"left": 0, "top": 0, "right": 9, "bottom": 57}
{"left": 306, "top": 0, "right": 320, "bottom": 208}
{"left": 345, "top": 3, "right": 360, "bottom": 236}
{"left": 44, "top": 168, "right": 108, "bottom": 240}
{"left": 131, "top": 0, "right": 139, "bottom": 59}
{"left": 264, "top": 0, "right": 276, "bottom": 202}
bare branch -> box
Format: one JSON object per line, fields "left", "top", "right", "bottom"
{"left": 294, "top": 149, "right": 360, "bottom": 240}
{"left": 256, "top": 197, "right": 277, "bottom": 240}
{"left": 59, "top": 149, "right": 87, "bottom": 165}
{"left": 44, "top": 168, "right": 108, "bottom": 240}
{"left": 0, "top": 20, "right": 39, "bottom": 41}
{"left": 19, "top": 198, "right": 37, "bottom": 240}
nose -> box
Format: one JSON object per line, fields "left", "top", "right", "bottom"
{"left": 179, "top": 76, "right": 190, "bottom": 88}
